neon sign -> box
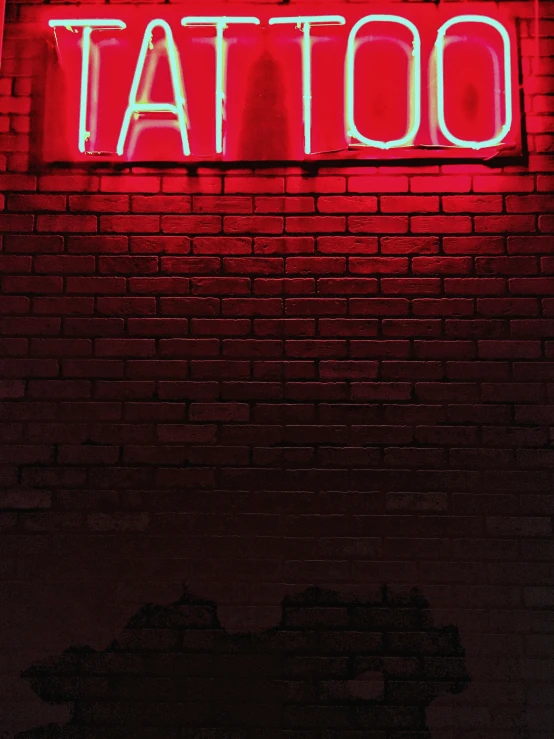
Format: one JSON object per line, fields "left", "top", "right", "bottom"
{"left": 346, "top": 15, "right": 422, "bottom": 150}
{"left": 43, "top": 5, "right": 521, "bottom": 162}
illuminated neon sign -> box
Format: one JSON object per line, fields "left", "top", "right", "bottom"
{"left": 42, "top": 5, "right": 521, "bottom": 162}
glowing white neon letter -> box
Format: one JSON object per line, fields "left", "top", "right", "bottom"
{"left": 269, "top": 16, "right": 345, "bottom": 156}
{"left": 435, "top": 15, "right": 512, "bottom": 150}
{"left": 48, "top": 19, "right": 126, "bottom": 154}
{"left": 346, "top": 15, "right": 421, "bottom": 149}
{"left": 117, "top": 19, "right": 190, "bottom": 157}
{"left": 181, "top": 16, "right": 260, "bottom": 155}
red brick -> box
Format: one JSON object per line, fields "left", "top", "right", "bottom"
{"left": 64, "top": 318, "right": 124, "bottom": 336}
{"left": 318, "top": 278, "right": 377, "bottom": 295}
{"left": 255, "top": 196, "right": 313, "bottom": 214}
{"left": 95, "top": 339, "right": 155, "bottom": 358}
{"left": 97, "top": 298, "right": 156, "bottom": 316}
{"left": 163, "top": 176, "right": 221, "bottom": 194}
{"left": 132, "top": 236, "right": 190, "bottom": 254}
{"left": 0, "top": 255, "right": 31, "bottom": 273}
{"left": 381, "top": 279, "right": 441, "bottom": 295}
{"left": 510, "top": 278, "right": 554, "bottom": 295}
{"left": 287, "top": 257, "right": 345, "bottom": 275}
{"left": 131, "top": 196, "right": 191, "bottom": 213}
{"left": 160, "top": 297, "right": 220, "bottom": 316}
{"left": 100, "top": 176, "right": 160, "bottom": 193}
{"left": 412, "top": 258, "right": 471, "bottom": 275}
{"left": 506, "top": 195, "right": 554, "bottom": 213}
{"left": 254, "top": 237, "right": 314, "bottom": 255}
{"left": 194, "top": 196, "right": 252, "bottom": 214}
{"left": 69, "top": 194, "right": 129, "bottom": 213}
{"left": 159, "top": 339, "right": 219, "bottom": 358}
{"left": 62, "top": 360, "right": 124, "bottom": 379}
{"left": 474, "top": 215, "right": 536, "bottom": 233}
{"left": 39, "top": 175, "right": 98, "bottom": 192}
{"left": 31, "top": 339, "right": 91, "bottom": 358}
{"left": 222, "top": 298, "right": 282, "bottom": 316}
{"left": 411, "top": 216, "right": 472, "bottom": 233}
{"left": 7, "top": 194, "right": 65, "bottom": 211}
{"left": 129, "top": 278, "right": 189, "bottom": 295}
{"left": 443, "top": 237, "right": 505, "bottom": 255}
{"left": 411, "top": 176, "right": 471, "bottom": 193}
{"left": 473, "top": 175, "right": 535, "bottom": 192}
{"left": 445, "top": 279, "right": 506, "bottom": 296}
{"left": 35, "top": 256, "right": 96, "bottom": 274}
{"left": 98, "top": 256, "right": 158, "bottom": 275}
{"left": 476, "top": 257, "right": 538, "bottom": 276}
{"left": 319, "top": 320, "right": 378, "bottom": 337}
{"left": 224, "top": 216, "right": 282, "bottom": 234}
{"left": 225, "top": 177, "right": 284, "bottom": 194}
{"left": 479, "top": 341, "right": 542, "bottom": 359}
{"left": 0, "top": 174, "right": 36, "bottom": 190}
{"left": 286, "top": 216, "right": 345, "bottom": 234}
{"left": 382, "top": 319, "right": 441, "bottom": 337}
{"left": 1, "top": 317, "right": 60, "bottom": 335}
{"left": 481, "top": 383, "right": 545, "bottom": 403}
{"left": 34, "top": 297, "right": 94, "bottom": 315}
{"left": 287, "top": 176, "right": 345, "bottom": 193}
{"left": 66, "top": 277, "right": 126, "bottom": 295}
{"left": 539, "top": 215, "right": 554, "bottom": 232}
{"left": 0, "top": 214, "right": 34, "bottom": 231}
{"left": 415, "top": 340, "right": 475, "bottom": 359}
{"left": 349, "top": 216, "right": 408, "bottom": 234}
{"left": 317, "top": 196, "right": 377, "bottom": 213}
{"left": 286, "top": 298, "right": 346, "bottom": 316}
{"left": 380, "top": 237, "right": 438, "bottom": 254}
{"left": 127, "top": 361, "right": 189, "bottom": 380}
{"left": 351, "top": 383, "right": 411, "bottom": 401}
{"left": 477, "top": 298, "right": 538, "bottom": 317}
{"left": 223, "top": 257, "right": 282, "bottom": 275}
{"left": 348, "top": 176, "right": 408, "bottom": 193}
{"left": 381, "top": 196, "right": 439, "bottom": 213}
{"left": 127, "top": 318, "right": 189, "bottom": 336}
{"left": 4, "top": 235, "right": 63, "bottom": 254}
{"left": 67, "top": 236, "right": 128, "bottom": 254}
{"left": 254, "top": 319, "right": 315, "bottom": 337}
{"left": 442, "top": 195, "right": 503, "bottom": 213}
{"left": 192, "top": 277, "right": 250, "bottom": 295}
{"left": 101, "top": 215, "right": 159, "bottom": 233}
{"left": 447, "top": 359, "right": 506, "bottom": 381}
{"left": 350, "top": 258, "right": 408, "bottom": 275}
{"left": 37, "top": 215, "right": 96, "bottom": 233}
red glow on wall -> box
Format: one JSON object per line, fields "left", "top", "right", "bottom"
{"left": 0, "top": 0, "right": 5, "bottom": 66}
{"left": 42, "top": 5, "right": 521, "bottom": 163}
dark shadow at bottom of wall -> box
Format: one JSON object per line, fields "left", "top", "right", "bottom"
{"left": 17, "top": 585, "right": 471, "bottom": 738}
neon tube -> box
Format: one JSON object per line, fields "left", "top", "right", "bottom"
{"left": 346, "top": 15, "right": 421, "bottom": 149}
{"left": 117, "top": 19, "right": 190, "bottom": 157}
{"left": 181, "top": 16, "right": 261, "bottom": 154}
{"left": 48, "top": 19, "right": 126, "bottom": 28}
{"left": 48, "top": 19, "right": 126, "bottom": 154}
{"left": 269, "top": 16, "right": 345, "bottom": 156}
{"left": 435, "top": 15, "right": 512, "bottom": 150}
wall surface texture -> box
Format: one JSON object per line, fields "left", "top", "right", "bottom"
{"left": 1, "top": 0, "right": 553, "bottom": 737}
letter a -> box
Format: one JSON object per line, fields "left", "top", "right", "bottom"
{"left": 117, "top": 19, "right": 190, "bottom": 157}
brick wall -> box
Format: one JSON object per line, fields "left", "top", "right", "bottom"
{"left": 0, "top": 1, "right": 553, "bottom": 737}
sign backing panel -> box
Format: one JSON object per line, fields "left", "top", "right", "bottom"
{"left": 41, "top": 4, "right": 522, "bottom": 164}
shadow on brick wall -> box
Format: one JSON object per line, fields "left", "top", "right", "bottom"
{"left": 17, "top": 586, "right": 469, "bottom": 739}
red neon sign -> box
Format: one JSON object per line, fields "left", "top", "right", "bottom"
{"left": 42, "top": 5, "right": 521, "bottom": 163}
